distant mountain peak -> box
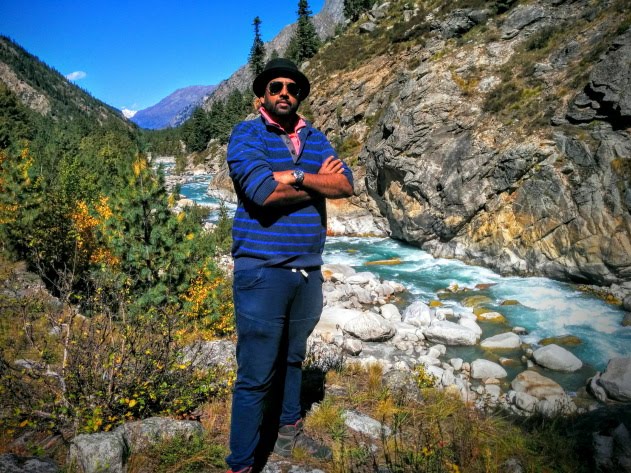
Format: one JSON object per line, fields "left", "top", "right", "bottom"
{"left": 121, "top": 108, "right": 137, "bottom": 119}
{"left": 130, "top": 85, "right": 216, "bottom": 129}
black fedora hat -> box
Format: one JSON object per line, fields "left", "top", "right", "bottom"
{"left": 253, "top": 58, "right": 311, "bottom": 99}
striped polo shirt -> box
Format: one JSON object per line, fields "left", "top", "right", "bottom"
{"left": 227, "top": 113, "right": 353, "bottom": 271}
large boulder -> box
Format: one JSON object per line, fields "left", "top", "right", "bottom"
{"left": 402, "top": 300, "right": 433, "bottom": 328}
{"left": 470, "top": 359, "right": 508, "bottom": 379}
{"left": 597, "top": 357, "right": 631, "bottom": 402}
{"left": 424, "top": 320, "right": 479, "bottom": 346}
{"left": 313, "top": 307, "right": 360, "bottom": 340}
{"left": 532, "top": 344, "right": 583, "bottom": 372}
{"left": 115, "top": 417, "right": 203, "bottom": 453}
{"left": 68, "top": 431, "right": 127, "bottom": 473}
{"left": 343, "top": 311, "right": 396, "bottom": 342}
{"left": 480, "top": 332, "right": 522, "bottom": 350}
{"left": 510, "top": 370, "right": 565, "bottom": 400}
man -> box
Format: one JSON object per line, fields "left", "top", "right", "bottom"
{"left": 225, "top": 58, "right": 354, "bottom": 473}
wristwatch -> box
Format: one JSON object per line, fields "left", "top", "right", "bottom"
{"left": 292, "top": 169, "right": 305, "bottom": 186}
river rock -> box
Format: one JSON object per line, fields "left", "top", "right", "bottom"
{"left": 536, "top": 395, "right": 577, "bottom": 417}
{"left": 597, "top": 357, "right": 631, "bottom": 402}
{"left": 313, "top": 307, "right": 359, "bottom": 339}
{"left": 402, "top": 300, "right": 433, "bottom": 327}
{"left": 514, "top": 391, "right": 538, "bottom": 413}
{"left": 622, "top": 312, "right": 631, "bottom": 327}
{"left": 424, "top": 320, "right": 478, "bottom": 346}
{"left": 476, "top": 311, "right": 507, "bottom": 323}
{"left": 321, "top": 264, "right": 356, "bottom": 282}
{"left": 480, "top": 332, "right": 521, "bottom": 350}
{"left": 539, "top": 335, "right": 582, "bottom": 346}
{"left": 533, "top": 344, "right": 583, "bottom": 372}
{"left": 392, "top": 320, "right": 425, "bottom": 341}
{"left": 470, "top": 359, "right": 508, "bottom": 379}
{"left": 343, "top": 311, "right": 396, "bottom": 342}
{"left": 458, "top": 317, "right": 482, "bottom": 335}
{"left": 380, "top": 303, "right": 402, "bottom": 321}
{"left": 68, "top": 431, "right": 127, "bottom": 473}
{"left": 510, "top": 370, "right": 565, "bottom": 399}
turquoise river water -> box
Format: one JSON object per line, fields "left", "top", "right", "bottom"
{"left": 178, "top": 172, "right": 631, "bottom": 389}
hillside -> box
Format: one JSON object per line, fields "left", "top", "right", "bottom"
{"left": 131, "top": 85, "right": 216, "bottom": 129}
{"left": 297, "top": 0, "right": 631, "bottom": 297}
{"left": 0, "top": 35, "right": 131, "bottom": 128}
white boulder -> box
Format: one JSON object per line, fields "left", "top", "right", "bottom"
{"left": 533, "top": 344, "right": 582, "bottom": 372}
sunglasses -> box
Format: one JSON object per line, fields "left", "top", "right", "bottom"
{"left": 267, "top": 81, "right": 302, "bottom": 98}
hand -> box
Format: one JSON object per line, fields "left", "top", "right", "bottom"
{"left": 319, "top": 156, "right": 344, "bottom": 175}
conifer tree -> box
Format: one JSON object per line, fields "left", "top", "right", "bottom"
{"left": 343, "top": 0, "right": 373, "bottom": 23}
{"left": 286, "top": 0, "right": 320, "bottom": 64}
{"left": 248, "top": 16, "right": 266, "bottom": 76}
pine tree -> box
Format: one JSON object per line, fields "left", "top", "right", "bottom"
{"left": 248, "top": 16, "right": 266, "bottom": 76}
{"left": 286, "top": 0, "right": 320, "bottom": 64}
{"left": 343, "top": 0, "right": 373, "bottom": 23}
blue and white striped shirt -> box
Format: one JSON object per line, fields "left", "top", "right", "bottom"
{"left": 227, "top": 114, "right": 353, "bottom": 271}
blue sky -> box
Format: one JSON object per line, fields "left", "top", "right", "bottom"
{"left": 0, "top": 0, "right": 325, "bottom": 111}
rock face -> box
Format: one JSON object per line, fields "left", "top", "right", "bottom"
{"left": 303, "top": 0, "right": 631, "bottom": 294}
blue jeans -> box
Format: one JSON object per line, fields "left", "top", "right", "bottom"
{"left": 226, "top": 266, "right": 323, "bottom": 471}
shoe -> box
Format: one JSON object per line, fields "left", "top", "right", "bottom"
{"left": 273, "top": 419, "right": 332, "bottom": 460}
{"left": 226, "top": 467, "right": 252, "bottom": 473}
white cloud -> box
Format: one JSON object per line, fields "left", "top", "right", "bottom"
{"left": 66, "top": 71, "right": 87, "bottom": 81}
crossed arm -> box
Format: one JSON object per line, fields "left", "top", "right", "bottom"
{"left": 263, "top": 156, "right": 353, "bottom": 206}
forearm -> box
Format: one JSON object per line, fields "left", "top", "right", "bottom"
{"left": 262, "top": 182, "right": 312, "bottom": 206}
{"left": 302, "top": 172, "right": 353, "bottom": 199}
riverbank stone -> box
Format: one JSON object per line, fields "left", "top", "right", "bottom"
{"left": 471, "top": 359, "right": 508, "bottom": 379}
{"left": 597, "top": 357, "right": 631, "bottom": 402}
{"left": 533, "top": 344, "right": 583, "bottom": 372}
{"left": 539, "top": 335, "right": 582, "bottom": 346}
{"left": 402, "top": 300, "right": 433, "bottom": 327}
{"left": 343, "top": 311, "right": 396, "bottom": 342}
{"left": 510, "top": 370, "right": 565, "bottom": 399}
{"left": 480, "top": 332, "right": 521, "bottom": 349}
{"left": 424, "top": 320, "right": 478, "bottom": 345}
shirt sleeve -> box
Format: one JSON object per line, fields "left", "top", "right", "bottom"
{"left": 227, "top": 122, "right": 279, "bottom": 206}
{"left": 319, "top": 131, "right": 354, "bottom": 190}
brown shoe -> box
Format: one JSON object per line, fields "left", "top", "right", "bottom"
{"left": 273, "top": 419, "right": 332, "bottom": 460}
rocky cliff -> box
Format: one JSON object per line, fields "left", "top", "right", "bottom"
{"left": 303, "top": 0, "right": 631, "bottom": 294}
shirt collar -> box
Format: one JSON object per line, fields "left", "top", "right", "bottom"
{"left": 259, "top": 107, "right": 306, "bottom": 134}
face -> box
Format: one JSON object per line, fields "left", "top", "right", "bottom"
{"left": 260, "top": 76, "right": 301, "bottom": 119}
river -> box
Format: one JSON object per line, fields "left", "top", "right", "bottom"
{"left": 176, "top": 170, "right": 630, "bottom": 389}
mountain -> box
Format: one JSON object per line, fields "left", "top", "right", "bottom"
{"left": 131, "top": 85, "right": 216, "bottom": 130}
{"left": 0, "top": 35, "right": 131, "bottom": 127}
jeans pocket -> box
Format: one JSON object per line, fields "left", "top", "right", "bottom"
{"left": 233, "top": 267, "right": 266, "bottom": 290}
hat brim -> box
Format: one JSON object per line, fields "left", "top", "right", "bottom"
{"left": 253, "top": 67, "right": 310, "bottom": 100}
